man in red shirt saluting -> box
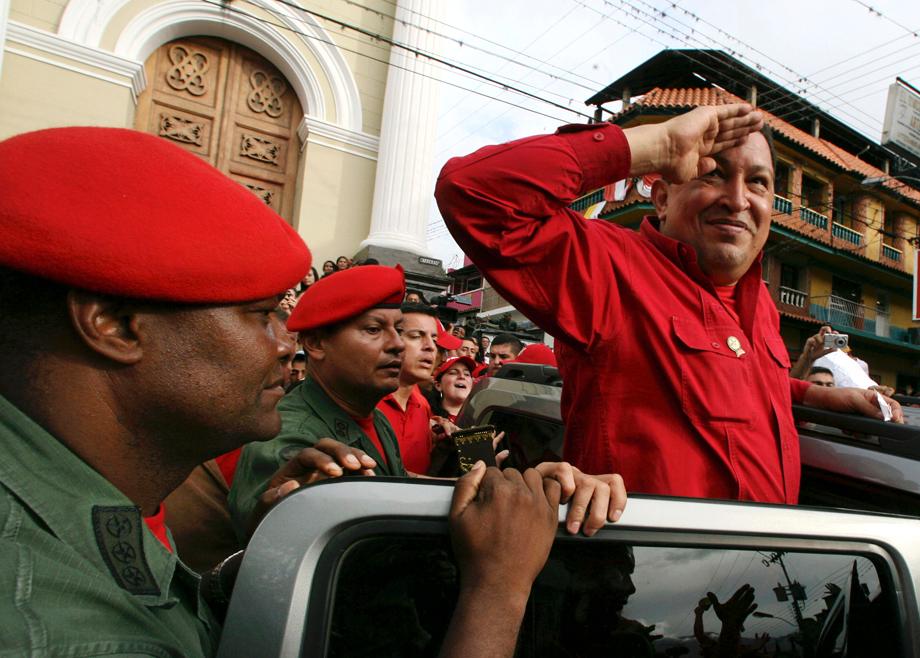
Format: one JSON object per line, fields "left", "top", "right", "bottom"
{"left": 436, "top": 103, "right": 902, "bottom": 504}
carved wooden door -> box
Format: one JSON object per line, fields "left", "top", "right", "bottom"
{"left": 134, "top": 37, "right": 302, "bottom": 221}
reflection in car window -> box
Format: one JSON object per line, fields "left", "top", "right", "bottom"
{"left": 325, "top": 535, "right": 899, "bottom": 657}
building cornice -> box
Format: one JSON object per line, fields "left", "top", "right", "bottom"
{"left": 6, "top": 21, "right": 145, "bottom": 99}
{"left": 300, "top": 116, "right": 379, "bottom": 153}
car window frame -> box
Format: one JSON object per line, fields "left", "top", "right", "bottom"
{"left": 217, "top": 480, "right": 920, "bottom": 658}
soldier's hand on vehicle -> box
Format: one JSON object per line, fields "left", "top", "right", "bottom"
{"left": 449, "top": 463, "right": 560, "bottom": 597}
{"left": 248, "top": 438, "right": 376, "bottom": 536}
{"left": 534, "top": 462, "right": 627, "bottom": 536}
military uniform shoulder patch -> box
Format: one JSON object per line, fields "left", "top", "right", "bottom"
{"left": 92, "top": 506, "right": 160, "bottom": 596}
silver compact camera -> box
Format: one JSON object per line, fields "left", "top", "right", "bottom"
{"left": 823, "top": 333, "right": 849, "bottom": 350}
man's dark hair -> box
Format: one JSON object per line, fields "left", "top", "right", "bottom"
{"left": 292, "top": 353, "right": 306, "bottom": 365}
{"left": 808, "top": 366, "right": 833, "bottom": 377}
{"left": 400, "top": 302, "right": 438, "bottom": 317}
{"left": 490, "top": 333, "right": 524, "bottom": 355}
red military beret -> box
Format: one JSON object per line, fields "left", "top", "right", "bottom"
{"left": 434, "top": 356, "right": 477, "bottom": 381}
{"left": 435, "top": 320, "right": 463, "bottom": 350}
{"left": 288, "top": 264, "right": 405, "bottom": 331}
{"left": 514, "top": 343, "right": 557, "bottom": 367}
{"left": 0, "top": 127, "right": 310, "bottom": 303}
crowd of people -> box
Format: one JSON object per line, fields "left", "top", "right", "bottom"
{"left": 0, "top": 102, "right": 909, "bottom": 657}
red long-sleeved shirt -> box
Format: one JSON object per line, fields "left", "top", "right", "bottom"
{"left": 436, "top": 122, "right": 809, "bottom": 503}
{"left": 377, "top": 385, "right": 433, "bottom": 474}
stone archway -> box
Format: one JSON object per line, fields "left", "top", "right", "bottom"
{"left": 134, "top": 36, "right": 303, "bottom": 221}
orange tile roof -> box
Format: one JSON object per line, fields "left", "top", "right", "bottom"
{"left": 622, "top": 87, "right": 920, "bottom": 207}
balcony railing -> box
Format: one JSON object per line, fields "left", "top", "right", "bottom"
{"left": 799, "top": 206, "right": 828, "bottom": 230}
{"left": 773, "top": 194, "right": 793, "bottom": 215}
{"left": 831, "top": 222, "right": 864, "bottom": 247}
{"left": 570, "top": 189, "right": 604, "bottom": 212}
{"left": 882, "top": 244, "right": 902, "bottom": 262}
{"left": 810, "top": 295, "right": 890, "bottom": 338}
{"left": 778, "top": 286, "right": 807, "bottom": 308}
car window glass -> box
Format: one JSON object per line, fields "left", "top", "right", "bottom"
{"left": 323, "top": 534, "right": 900, "bottom": 657}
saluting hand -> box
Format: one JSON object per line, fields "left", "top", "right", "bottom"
{"left": 625, "top": 103, "right": 764, "bottom": 184}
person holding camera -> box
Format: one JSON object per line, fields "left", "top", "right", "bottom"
{"left": 790, "top": 325, "right": 843, "bottom": 379}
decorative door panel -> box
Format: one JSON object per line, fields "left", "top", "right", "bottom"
{"left": 135, "top": 37, "right": 302, "bottom": 222}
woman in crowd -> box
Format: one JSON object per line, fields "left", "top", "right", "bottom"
{"left": 432, "top": 356, "right": 476, "bottom": 422}
{"left": 336, "top": 255, "right": 351, "bottom": 271}
{"left": 321, "top": 260, "right": 337, "bottom": 277}
{"left": 297, "top": 266, "right": 319, "bottom": 294}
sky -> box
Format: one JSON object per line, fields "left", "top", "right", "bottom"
{"left": 421, "top": 0, "right": 920, "bottom": 269}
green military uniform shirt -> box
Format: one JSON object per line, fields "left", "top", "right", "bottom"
{"left": 0, "top": 393, "right": 219, "bottom": 657}
{"left": 229, "top": 377, "right": 406, "bottom": 538}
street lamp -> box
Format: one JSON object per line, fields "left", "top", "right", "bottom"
{"left": 752, "top": 611, "right": 796, "bottom": 628}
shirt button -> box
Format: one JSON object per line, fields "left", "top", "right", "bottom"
{"left": 711, "top": 341, "right": 720, "bottom": 349}
{"left": 593, "top": 132, "right": 605, "bottom": 141}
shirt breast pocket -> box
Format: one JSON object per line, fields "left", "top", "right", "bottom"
{"left": 672, "top": 316, "right": 753, "bottom": 425}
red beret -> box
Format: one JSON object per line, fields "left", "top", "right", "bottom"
{"left": 514, "top": 343, "right": 557, "bottom": 367}
{"left": 472, "top": 363, "right": 489, "bottom": 378}
{"left": 435, "top": 320, "right": 463, "bottom": 350}
{"left": 434, "top": 356, "right": 477, "bottom": 381}
{"left": 0, "top": 127, "right": 310, "bottom": 303}
{"left": 288, "top": 265, "right": 405, "bottom": 331}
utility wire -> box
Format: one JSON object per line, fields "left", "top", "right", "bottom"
{"left": 268, "top": 0, "right": 595, "bottom": 120}
{"left": 343, "top": 0, "right": 607, "bottom": 94}
{"left": 607, "top": 0, "right": 886, "bottom": 136}
{"left": 207, "top": 0, "right": 587, "bottom": 124}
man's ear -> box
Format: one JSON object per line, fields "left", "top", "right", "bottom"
{"left": 66, "top": 291, "right": 144, "bottom": 364}
{"left": 300, "top": 330, "right": 327, "bottom": 363}
{"left": 651, "top": 179, "right": 670, "bottom": 220}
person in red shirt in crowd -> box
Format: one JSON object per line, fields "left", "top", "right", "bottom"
{"left": 486, "top": 333, "right": 524, "bottom": 376}
{"left": 377, "top": 304, "right": 439, "bottom": 473}
{"left": 433, "top": 356, "right": 478, "bottom": 422}
{"left": 436, "top": 103, "right": 902, "bottom": 505}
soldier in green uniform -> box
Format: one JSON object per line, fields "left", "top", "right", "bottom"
{"left": 229, "top": 264, "right": 409, "bottom": 536}
{"left": 0, "top": 127, "right": 312, "bottom": 656}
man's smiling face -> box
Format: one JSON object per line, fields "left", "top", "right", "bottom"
{"left": 652, "top": 132, "right": 774, "bottom": 286}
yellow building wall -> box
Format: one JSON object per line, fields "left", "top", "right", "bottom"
{"left": 808, "top": 268, "right": 833, "bottom": 299}
{"left": 0, "top": 52, "right": 135, "bottom": 138}
{"left": 9, "top": 0, "right": 66, "bottom": 31}
{"left": 295, "top": 140, "right": 378, "bottom": 261}
{"left": 889, "top": 294, "right": 916, "bottom": 327}
{"left": 862, "top": 196, "right": 885, "bottom": 261}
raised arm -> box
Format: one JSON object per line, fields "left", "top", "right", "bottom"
{"left": 435, "top": 104, "right": 762, "bottom": 349}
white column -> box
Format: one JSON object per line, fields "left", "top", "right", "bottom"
{"left": 361, "top": 0, "right": 443, "bottom": 256}
{"left": 0, "top": 0, "right": 10, "bottom": 80}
